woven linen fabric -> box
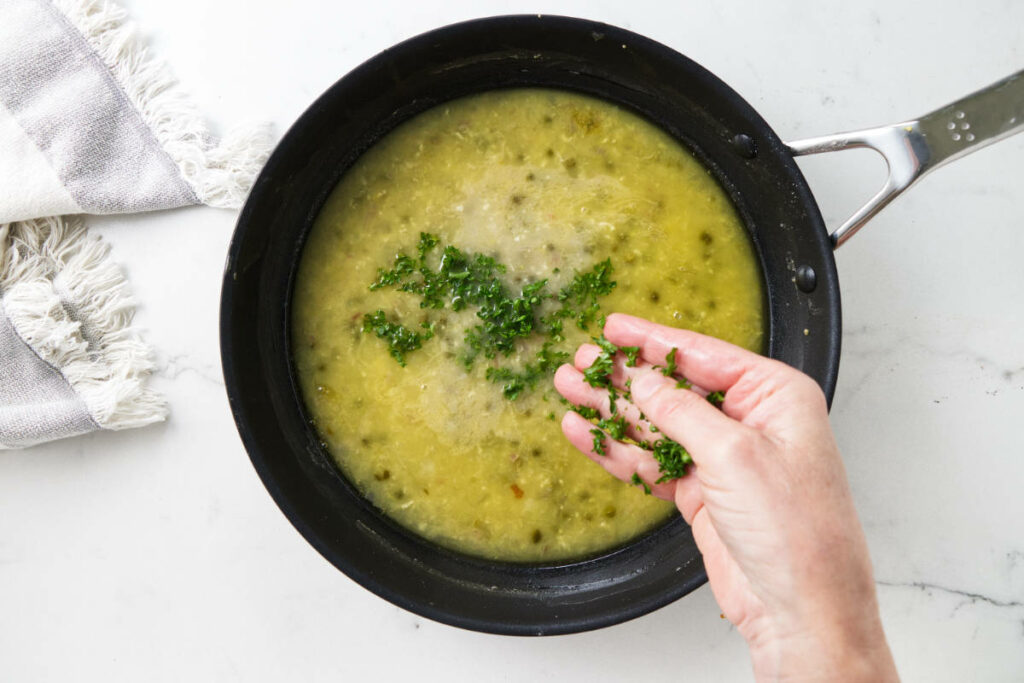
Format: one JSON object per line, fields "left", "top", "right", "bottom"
{"left": 0, "top": 294, "right": 96, "bottom": 447}
{"left": 0, "top": 0, "right": 270, "bottom": 448}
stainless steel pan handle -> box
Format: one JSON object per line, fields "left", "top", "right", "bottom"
{"left": 786, "top": 70, "right": 1024, "bottom": 249}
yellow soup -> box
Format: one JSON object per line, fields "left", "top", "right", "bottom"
{"left": 292, "top": 89, "right": 764, "bottom": 562}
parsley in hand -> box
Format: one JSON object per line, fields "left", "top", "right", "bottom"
{"left": 574, "top": 337, "right": 710, "bottom": 487}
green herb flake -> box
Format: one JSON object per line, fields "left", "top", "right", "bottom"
{"left": 483, "top": 341, "right": 573, "bottom": 400}
{"left": 417, "top": 231, "right": 439, "bottom": 259}
{"left": 567, "top": 334, "right": 694, "bottom": 485}
{"left": 543, "top": 259, "right": 617, "bottom": 334}
{"left": 562, "top": 259, "right": 617, "bottom": 330}
{"left": 572, "top": 404, "right": 600, "bottom": 420}
{"left": 595, "top": 334, "right": 618, "bottom": 356}
{"left": 707, "top": 390, "right": 725, "bottom": 408}
{"left": 662, "top": 347, "right": 678, "bottom": 377}
{"left": 621, "top": 345, "right": 641, "bottom": 367}
{"left": 361, "top": 310, "right": 433, "bottom": 367}
{"left": 484, "top": 367, "right": 528, "bottom": 400}
{"left": 630, "top": 472, "right": 651, "bottom": 495}
{"left": 368, "top": 233, "right": 618, "bottom": 400}
{"left": 583, "top": 356, "right": 614, "bottom": 388}
{"left": 535, "top": 341, "right": 571, "bottom": 373}
{"left": 651, "top": 438, "right": 692, "bottom": 483}
{"left": 596, "top": 414, "right": 628, "bottom": 441}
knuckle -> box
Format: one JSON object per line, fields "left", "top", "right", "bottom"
{"left": 737, "top": 361, "right": 828, "bottom": 413}
{"left": 766, "top": 359, "right": 821, "bottom": 395}
{"left": 718, "top": 428, "right": 757, "bottom": 461}
{"left": 791, "top": 371, "right": 828, "bottom": 407}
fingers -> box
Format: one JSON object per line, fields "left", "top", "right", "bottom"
{"left": 672, "top": 473, "right": 704, "bottom": 525}
{"left": 603, "top": 313, "right": 812, "bottom": 422}
{"left": 561, "top": 412, "right": 676, "bottom": 501}
{"left": 626, "top": 368, "right": 755, "bottom": 466}
{"left": 561, "top": 408, "right": 706, "bottom": 522}
{"left": 561, "top": 409, "right": 705, "bottom": 523}
{"left": 553, "top": 364, "right": 658, "bottom": 443}
{"left": 566, "top": 339, "right": 752, "bottom": 472}
{"left": 573, "top": 343, "right": 655, "bottom": 394}
{"left": 602, "top": 313, "right": 758, "bottom": 388}
{"left": 558, "top": 318, "right": 781, "bottom": 514}
{"left": 574, "top": 342, "right": 712, "bottom": 401}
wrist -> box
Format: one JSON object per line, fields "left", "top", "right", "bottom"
{"left": 747, "top": 607, "right": 897, "bottom": 682}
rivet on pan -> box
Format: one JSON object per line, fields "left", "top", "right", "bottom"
{"left": 795, "top": 265, "right": 817, "bottom": 293}
{"left": 732, "top": 133, "right": 757, "bottom": 159}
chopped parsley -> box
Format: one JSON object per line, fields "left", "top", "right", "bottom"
{"left": 596, "top": 414, "right": 628, "bottom": 440}
{"left": 582, "top": 337, "right": 616, "bottom": 388}
{"left": 662, "top": 347, "right": 678, "bottom": 376}
{"left": 572, "top": 404, "right": 601, "bottom": 420}
{"left": 581, "top": 333, "right": 628, "bottom": 389}
{"left": 630, "top": 472, "right": 651, "bottom": 495}
{"left": 706, "top": 390, "right": 725, "bottom": 408}
{"left": 484, "top": 367, "right": 532, "bottom": 401}
{"left": 575, "top": 337, "right": 704, "bottom": 486}
{"left": 535, "top": 341, "right": 572, "bottom": 374}
{"left": 361, "top": 310, "right": 433, "bottom": 367}
{"left": 608, "top": 386, "right": 619, "bottom": 414}
{"left": 542, "top": 258, "right": 617, "bottom": 336}
{"left": 364, "top": 233, "right": 617, "bottom": 400}
{"left": 651, "top": 437, "right": 692, "bottom": 483}
{"left": 483, "top": 342, "right": 571, "bottom": 400}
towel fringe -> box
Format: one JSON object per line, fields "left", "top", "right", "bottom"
{"left": 53, "top": 0, "right": 272, "bottom": 208}
{"left": 0, "top": 218, "right": 166, "bottom": 430}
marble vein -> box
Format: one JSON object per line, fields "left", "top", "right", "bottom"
{"left": 153, "top": 352, "right": 224, "bottom": 387}
{"left": 877, "top": 579, "right": 1024, "bottom": 611}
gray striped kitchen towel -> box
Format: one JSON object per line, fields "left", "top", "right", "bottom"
{"left": 0, "top": 0, "right": 271, "bottom": 448}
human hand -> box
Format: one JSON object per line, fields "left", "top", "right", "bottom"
{"left": 554, "top": 313, "right": 897, "bottom": 682}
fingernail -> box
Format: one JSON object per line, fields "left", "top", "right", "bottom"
{"left": 629, "top": 371, "right": 661, "bottom": 403}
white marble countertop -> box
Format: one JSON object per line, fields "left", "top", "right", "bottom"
{"left": 2, "top": 0, "right": 1022, "bottom": 680}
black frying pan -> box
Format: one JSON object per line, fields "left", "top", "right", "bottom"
{"left": 219, "top": 15, "right": 1023, "bottom": 636}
